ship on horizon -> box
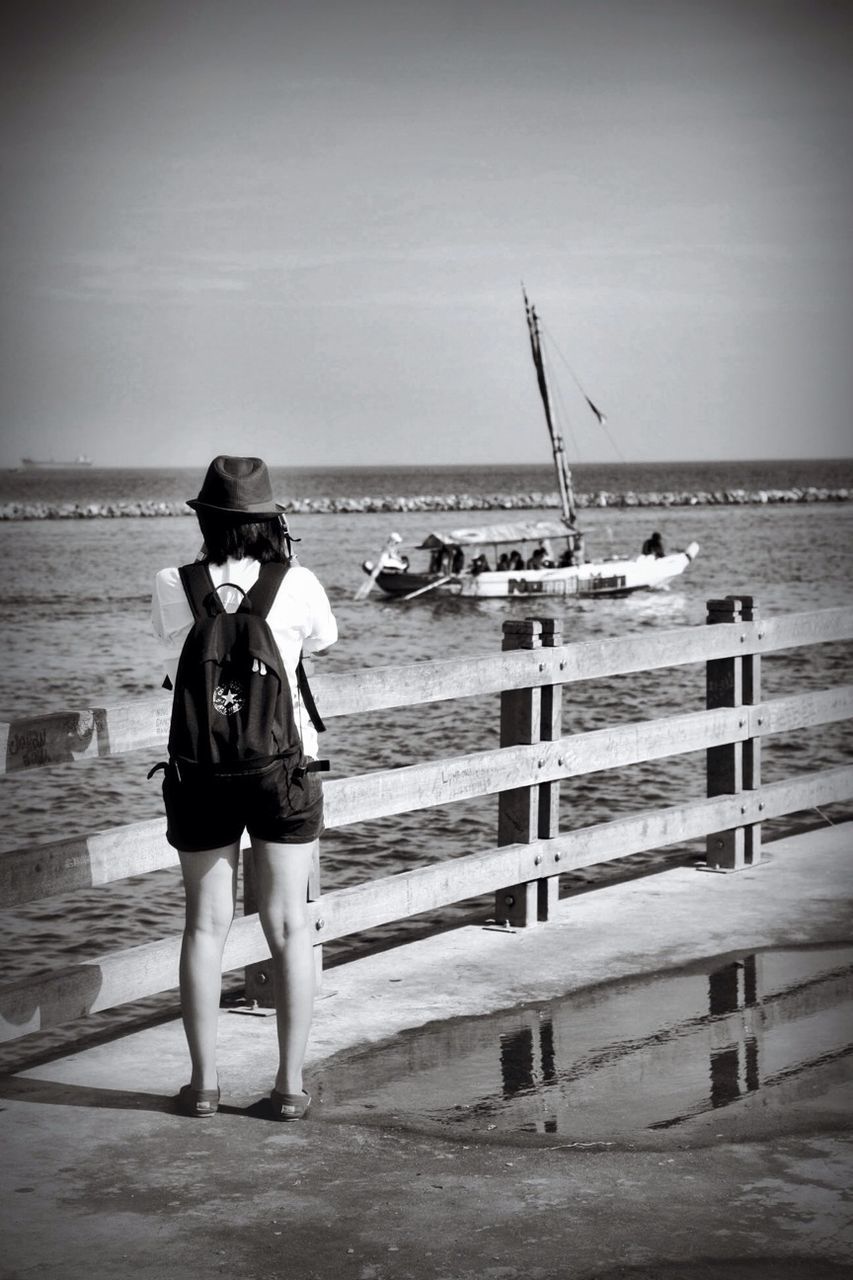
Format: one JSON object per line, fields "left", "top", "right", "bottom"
{"left": 20, "top": 455, "right": 93, "bottom": 469}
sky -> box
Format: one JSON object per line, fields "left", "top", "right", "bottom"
{"left": 1, "top": 0, "right": 851, "bottom": 468}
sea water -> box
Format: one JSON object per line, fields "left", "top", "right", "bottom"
{"left": 1, "top": 462, "right": 851, "bottom": 1018}
{"left": 3, "top": 458, "right": 851, "bottom": 510}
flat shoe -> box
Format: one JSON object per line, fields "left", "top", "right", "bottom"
{"left": 269, "top": 1089, "right": 311, "bottom": 1121}
{"left": 177, "top": 1083, "right": 220, "bottom": 1117}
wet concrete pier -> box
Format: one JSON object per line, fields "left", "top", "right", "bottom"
{"left": 1, "top": 823, "right": 851, "bottom": 1279}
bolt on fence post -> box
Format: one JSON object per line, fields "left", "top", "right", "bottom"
{"left": 495, "top": 618, "right": 542, "bottom": 926}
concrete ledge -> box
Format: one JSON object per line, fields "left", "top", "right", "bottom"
{"left": 27, "top": 822, "right": 848, "bottom": 1100}
{"left": 1, "top": 823, "right": 851, "bottom": 1280}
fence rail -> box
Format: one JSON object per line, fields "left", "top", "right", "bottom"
{"left": 3, "top": 606, "right": 851, "bottom": 774}
{"left": 1, "top": 598, "right": 851, "bottom": 1045}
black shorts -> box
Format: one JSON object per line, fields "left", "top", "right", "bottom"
{"left": 163, "top": 759, "right": 325, "bottom": 852}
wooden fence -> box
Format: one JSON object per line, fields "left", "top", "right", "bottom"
{"left": 1, "top": 595, "right": 851, "bottom": 1045}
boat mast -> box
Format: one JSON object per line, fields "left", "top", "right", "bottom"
{"left": 523, "top": 289, "right": 577, "bottom": 528}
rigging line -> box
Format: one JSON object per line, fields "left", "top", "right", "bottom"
{"left": 541, "top": 323, "right": 629, "bottom": 465}
{"left": 542, "top": 322, "right": 673, "bottom": 465}
{"left": 540, "top": 322, "right": 605, "bottom": 413}
{"left": 599, "top": 417, "right": 628, "bottom": 466}
{"left": 539, "top": 329, "right": 590, "bottom": 465}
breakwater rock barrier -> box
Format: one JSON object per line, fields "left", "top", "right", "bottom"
{"left": 0, "top": 487, "right": 849, "bottom": 521}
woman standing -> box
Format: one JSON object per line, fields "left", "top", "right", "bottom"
{"left": 151, "top": 456, "right": 337, "bottom": 1120}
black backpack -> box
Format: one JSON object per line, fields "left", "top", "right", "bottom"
{"left": 153, "top": 561, "right": 326, "bottom": 782}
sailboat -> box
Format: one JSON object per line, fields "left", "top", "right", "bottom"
{"left": 357, "top": 293, "right": 698, "bottom": 601}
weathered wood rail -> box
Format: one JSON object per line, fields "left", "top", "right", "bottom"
{"left": 1, "top": 597, "right": 851, "bottom": 1044}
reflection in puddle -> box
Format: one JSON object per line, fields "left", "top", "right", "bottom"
{"left": 316, "top": 947, "right": 853, "bottom": 1141}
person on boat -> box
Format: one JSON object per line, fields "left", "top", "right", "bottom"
{"left": 642, "top": 531, "right": 665, "bottom": 558}
{"left": 496, "top": 553, "right": 510, "bottom": 571}
{"left": 451, "top": 547, "right": 464, "bottom": 574}
{"left": 471, "top": 553, "right": 490, "bottom": 574}
{"left": 151, "top": 455, "right": 337, "bottom": 1122}
{"left": 509, "top": 549, "right": 524, "bottom": 571}
{"left": 526, "top": 546, "right": 548, "bottom": 570}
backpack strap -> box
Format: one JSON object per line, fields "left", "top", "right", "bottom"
{"left": 244, "top": 561, "right": 289, "bottom": 617}
{"left": 296, "top": 659, "right": 326, "bottom": 734}
{"left": 178, "top": 563, "right": 222, "bottom": 619}
{"left": 244, "top": 562, "right": 327, "bottom": 735}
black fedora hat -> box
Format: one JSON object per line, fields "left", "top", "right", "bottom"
{"left": 187, "top": 456, "right": 285, "bottom": 517}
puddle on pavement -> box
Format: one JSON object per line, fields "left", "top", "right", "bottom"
{"left": 315, "top": 946, "right": 853, "bottom": 1145}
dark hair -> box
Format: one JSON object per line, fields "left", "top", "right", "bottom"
{"left": 196, "top": 511, "right": 293, "bottom": 565}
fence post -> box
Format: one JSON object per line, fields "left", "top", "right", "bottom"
{"left": 740, "top": 596, "right": 762, "bottom": 866}
{"left": 495, "top": 618, "right": 542, "bottom": 926}
{"left": 244, "top": 841, "right": 323, "bottom": 1007}
{"left": 537, "top": 617, "right": 563, "bottom": 921}
{"left": 308, "top": 841, "right": 323, "bottom": 987}
{"left": 705, "top": 595, "right": 760, "bottom": 871}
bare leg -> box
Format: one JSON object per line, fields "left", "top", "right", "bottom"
{"left": 250, "top": 837, "right": 316, "bottom": 1096}
{"left": 178, "top": 843, "right": 240, "bottom": 1091}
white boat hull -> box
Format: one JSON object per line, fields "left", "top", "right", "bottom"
{"left": 371, "top": 543, "right": 700, "bottom": 600}
{"left": 457, "top": 546, "right": 698, "bottom": 598}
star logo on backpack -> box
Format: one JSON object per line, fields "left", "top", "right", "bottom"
{"left": 213, "top": 680, "right": 246, "bottom": 716}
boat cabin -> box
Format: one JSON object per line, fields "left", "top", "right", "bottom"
{"left": 418, "top": 519, "right": 585, "bottom": 575}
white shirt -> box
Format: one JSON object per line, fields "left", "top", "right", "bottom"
{"left": 151, "top": 558, "right": 337, "bottom": 759}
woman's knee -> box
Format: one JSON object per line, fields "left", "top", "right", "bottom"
{"left": 179, "top": 846, "right": 238, "bottom": 935}
{"left": 183, "top": 890, "right": 234, "bottom": 942}
{"left": 184, "top": 899, "right": 235, "bottom": 939}
{"left": 262, "top": 903, "right": 310, "bottom": 955}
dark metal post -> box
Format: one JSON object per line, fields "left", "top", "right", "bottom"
{"left": 244, "top": 841, "right": 322, "bottom": 1005}
{"left": 495, "top": 618, "right": 542, "bottom": 926}
{"left": 537, "top": 617, "right": 563, "bottom": 920}
{"left": 705, "top": 595, "right": 761, "bottom": 871}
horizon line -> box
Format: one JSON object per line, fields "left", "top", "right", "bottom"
{"left": 3, "top": 455, "right": 852, "bottom": 472}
